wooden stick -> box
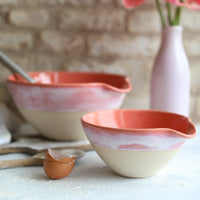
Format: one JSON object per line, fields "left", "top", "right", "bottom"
{"left": 0, "top": 157, "right": 43, "bottom": 169}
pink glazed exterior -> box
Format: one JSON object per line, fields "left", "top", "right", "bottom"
{"left": 7, "top": 72, "right": 131, "bottom": 141}
{"left": 81, "top": 109, "right": 196, "bottom": 151}
{"left": 8, "top": 71, "right": 131, "bottom": 112}
{"left": 82, "top": 109, "right": 196, "bottom": 177}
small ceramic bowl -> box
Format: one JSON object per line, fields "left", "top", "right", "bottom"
{"left": 7, "top": 71, "right": 131, "bottom": 141}
{"left": 81, "top": 109, "right": 196, "bottom": 178}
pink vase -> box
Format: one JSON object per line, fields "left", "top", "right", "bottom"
{"left": 150, "top": 26, "right": 190, "bottom": 117}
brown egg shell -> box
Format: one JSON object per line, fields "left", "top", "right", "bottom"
{"left": 43, "top": 149, "right": 76, "bottom": 180}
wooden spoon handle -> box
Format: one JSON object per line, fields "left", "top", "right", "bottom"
{"left": 0, "top": 157, "right": 43, "bottom": 169}
{"left": 52, "top": 144, "right": 92, "bottom": 152}
{"left": 0, "top": 144, "right": 92, "bottom": 155}
{"left": 0, "top": 147, "right": 37, "bottom": 155}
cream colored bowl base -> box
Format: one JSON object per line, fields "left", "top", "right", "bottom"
{"left": 19, "top": 107, "right": 87, "bottom": 141}
{"left": 93, "top": 144, "right": 179, "bottom": 178}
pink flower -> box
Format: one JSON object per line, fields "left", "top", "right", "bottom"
{"left": 122, "top": 0, "right": 147, "bottom": 9}
{"left": 122, "top": 0, "right": 200, "bottom": 26}
{"left": 166, "top": 0, "right": 200, "bottom": 10}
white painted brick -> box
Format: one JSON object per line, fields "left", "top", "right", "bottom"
{"left": 88, "top": 34, "right": 160, "bottom": 58}
{"left": 182, "top": 9, "right": 200, "bottom": 31}
{"left": 0, "top": 32, "right": 33, "bottom": 51}
{"left": 9, "top": 9, "right": 49, "bottom": 28}
{"left": 59, "top": 8, "right": 126, "bottom": 31}
{"left": 40, "top": 31, "right": 85, "bottom": 54}
{"left": 128, "top": 9, "right": 161, "bottom": 33}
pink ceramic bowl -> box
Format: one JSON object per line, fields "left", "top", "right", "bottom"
{"left": 8, "top": 71, "right": 131, "bottom": 141}
{"left": 81, "top": 109, "right": 196, "bottom": 178}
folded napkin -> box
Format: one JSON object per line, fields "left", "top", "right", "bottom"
{"left": 0, "top": 103, "right": 17, "bottom": 145}
{"left": 0, "top": 124, "right": 11, "bottom": 145}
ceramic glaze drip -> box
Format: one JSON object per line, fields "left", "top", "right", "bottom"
{"left": 150, "top": 26, "right": 190, "bottom": 116}
{"left": 83, "top": 125, "right": 186, "bottom": 151}
{"left": 8, "top": 83, "right": 125, "bottom": 112}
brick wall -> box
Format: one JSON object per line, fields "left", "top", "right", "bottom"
{"left": 0, "top": 0, "right": 200, "bottom": 122}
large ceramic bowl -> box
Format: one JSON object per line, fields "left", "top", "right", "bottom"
{"left": 8, "top": 71, "right": 131, "bottom": 141}
{"left": 81, "top": 109, "right": 196, "bottom": 178}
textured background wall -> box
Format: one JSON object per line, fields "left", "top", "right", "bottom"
{"left": 0, "top": 0, "right": 200, "bottom": 123}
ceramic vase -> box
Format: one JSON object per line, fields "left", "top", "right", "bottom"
{"left": 150, "top": 25, "right": 190, "bottom": 117}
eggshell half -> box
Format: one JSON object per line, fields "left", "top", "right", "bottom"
{"left": 43, "top": 149, "right": 76, "bottom": 179}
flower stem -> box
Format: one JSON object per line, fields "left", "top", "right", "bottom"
{"left": 155, "top": 0, "right": 166, "bottom": 27}
{"left": 166, "top": 2, "right": 172, "bottom": 25}
{"left": 173, "top": 6, "right": 182, "bottom": 25}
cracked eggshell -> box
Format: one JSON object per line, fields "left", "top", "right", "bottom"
{"left": 43, "top": 149, "right": 76, "bottom": 180}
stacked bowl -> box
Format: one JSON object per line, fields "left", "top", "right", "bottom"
{"left": 81, "top": 109, "right": 196, "bottom": 177}
{"left": 8, "top": 71, "right": 131, "bottom": 141}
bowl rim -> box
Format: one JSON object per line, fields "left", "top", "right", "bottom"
{"left": 7, "top": 71, "right": 132, "bottom": 93}
{"left": 81, "top": 109, "right": 197, "bottom": 139}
